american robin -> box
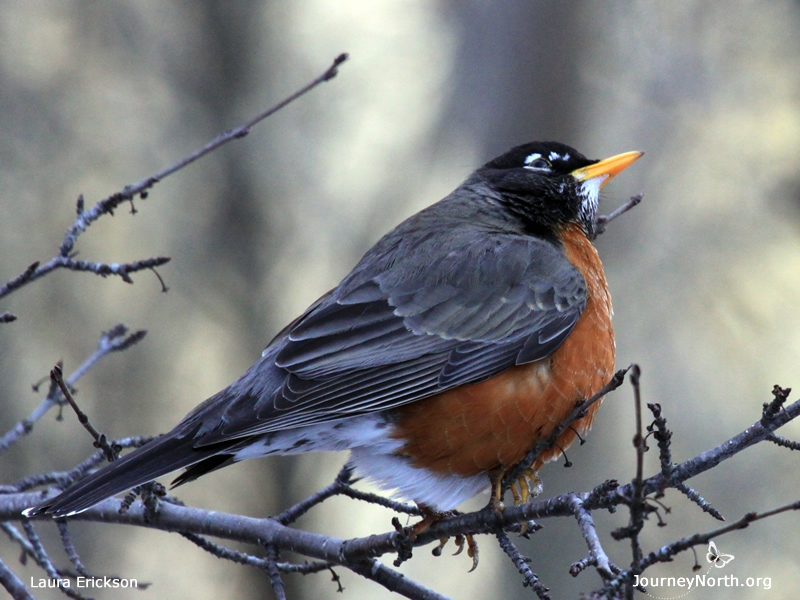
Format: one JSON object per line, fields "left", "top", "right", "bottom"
{"left": 25, "top": 142, "right": 642, "bottom": 527}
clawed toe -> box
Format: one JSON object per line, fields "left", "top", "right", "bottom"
{"left": 397, "top": 506, "right": 481, "bottom": 570}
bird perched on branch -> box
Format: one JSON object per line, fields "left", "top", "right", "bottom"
{"left": 25, "top": 142, "right": 642, "bottom": 544}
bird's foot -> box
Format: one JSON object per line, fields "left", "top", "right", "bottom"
{"left": 510, "top": 468, "right": 543, "bottom": 505}
{"left": 511, "top": 468, "right": 543, "bottom": 535}
{"left": 490, "top": 467, "right": 543, "bottom": 534}
{"left": 394, "top": 507, "right": 479, "bottom": 571}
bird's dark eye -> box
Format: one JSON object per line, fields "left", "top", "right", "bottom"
{"left": 525, "top": 158, "right": 551, "bottom": 170}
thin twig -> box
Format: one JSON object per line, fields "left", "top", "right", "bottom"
{"left": 646, "top": 403, "right": 672, "bottom": 480}
{"left": 337, "top": 486, "right": 420, "bottom": 516}
{"left": 277, "top": 464, "right": 419, "bottom": 526}
{"left": 766, "top": 432, "right": 800, "bottom": 450}
{"left": 135, "top": 53, "right": 349, "bottom": 193}
{"left": 347, "top": 559, "right": 448, "bottom": 600}
{"left": 567, "top": 495, "right": 615, "bottom": 580}
{"left": 50, "top": 365, "right": 118, "bottom": 462}
{"left": 20, "top": 521, "right": 60, "bottom": 581}
{"left": 276, "top": 464, "right": 354, "bottom": 525}
{"left": 496, "top": 530, "right": 550, "bottom": 598}
{"left": 0, "top": 256, "right": 170, "bottom": 299}
{"left": 643, "top": 395, "right": 800, "bottom": 495}
{"left": 631, "top": 367, "right": 645, "bottom": 484}
{"left": 673, "top": 483, "right": 724, "bottom": 521}
{"left": 627, "top": 365, "right": 646, "bottom": 569}
{"left": 55, "top": 520, "right": 89, "bottom": 577}
{"left": 594, "top": 194, "right": 643, "bottom": 238}
{"left": 58, "top": 256, "right": 169, "bottom": 284}
{"left": 264, "top": 545, "right": 287, "bottom": 600}
{"left": 603, "top": 499, "right": 800, "bottom": 593}
{"left": 0, "top": 523, "right": 38, "bottom": 569}
{"left": 0, "top": 436, "right": 152, "bottom": 493}
{"left": 180, "top": 532, "right": 333, "bottom": 574}
{"left": 0, "top": 53, "right": 349, "bottom": 303}
{"left": 0, "top": 326, "right": 147, "bottom": 454}
{"left": 20, "top": 521, "right": 88, "bottom": 600}
{"left": 0, "top": 556, "right": 34, "bottom": 600}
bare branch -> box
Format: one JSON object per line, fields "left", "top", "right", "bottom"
{"left": 0, "top": 556, "right": 34, "bottom": 600}
{"left": 673, "top": 483, "right": 724, "bottom": 521}
{"left": 1, "top": 378, "right": 798, "bottom": 600}
{"left": 0, "top": 262, "right": 40, "bottom": 300}
{"left": 626, "top": 365, "right": 646, "bottom": 577}
{"left": 0, "top": 326, "right": 147, "bottom": 454}
{"left": 55, "top": 520, "right": 89, "bottom": 578}
{"left": 594, "top": 194, "right": 643, "bottom": 238}
{"left": 50, "top": 365, "right": 118, "bottom": 462}
{"left": 138, "top": 52, "right": 349, "bottom": 193}
{"left": 19, "top": 521, "right": 88, "bottom": 600}
{"left": 766, "top": 432, "right": 800, "bottom": 450}
{"left": 0, "top": 53, "right": 349, "bottom": 305}
{"left": 276, "top": 464, "right": 356, "bottom": 525}
{"left": 645, "top": 392, "right": 800, "bottom": 492}
{"left": 264, "top": 545, "right": 287, "bottom": 600}
{"left": 20, "top": 521, "right": 59, "bottom": 582}
{"left": 4, "top": 381, "right": 794, "bottom": 600}
{"left": 346, "top": 559, "right": 449, "bottom": 600}
{"left": 55, "top": 53, "right": 349, "bottom": 260}
{"left": 0, "top": 256, "right": 170, "bottom": 300}
{"left": 0, "top": 437, "right": 152, "bottom": 494}
{"left": 567, "top": 495, "right": 615, "bottom": 581}
{"left": 603, "top": 499, "right": 800, "bottom": 594}
{"left": 180, "top": 531, "right": 333, "bottom": 575}
{"left": 496, "top": 530, "right": 550, "bottom": 598}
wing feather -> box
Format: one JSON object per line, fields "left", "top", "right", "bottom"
{"left": 192, "top": 232, "right": 587, "bottom": 445}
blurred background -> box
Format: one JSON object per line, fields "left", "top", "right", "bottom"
{"left": 2, "top": 1, "right": 800, "bottom": 598}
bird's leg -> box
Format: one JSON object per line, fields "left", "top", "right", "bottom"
{"left": 489, "top": 469, "right": 506, "bottom": 511}
{"left": 512, "top": 468, "right": 542, "bottom": 534}
{"left": 404, "top": 504, "right": 453, "bottom": 537}
{"left": 490, "top": 467, "right": 543, "bottom": 506}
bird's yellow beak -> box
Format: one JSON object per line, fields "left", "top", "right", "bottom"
{"left": 571, "top": 151, "right": 644, "bottom": 189}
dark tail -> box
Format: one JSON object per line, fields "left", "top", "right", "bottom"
{"left": 23, "top": 428, "right": 226, "bottom": 518}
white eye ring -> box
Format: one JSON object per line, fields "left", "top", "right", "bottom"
{"left": 525, "top": 158, "right": 551, "bottom": 170}
{"left": 526, "top": 158, "right": 550, "bottom": 169}
{"left": 523, "top": 152, "right": 553, "bottom": 171}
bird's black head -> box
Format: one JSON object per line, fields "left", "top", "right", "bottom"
{"left": 478, "top": 141, "right": 641, "bottom": 239}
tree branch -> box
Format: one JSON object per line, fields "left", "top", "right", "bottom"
{"left": 0, "top": 557, "right": 34, "bottom": 600}
{"left": 0, "top": 326, "right": 146, "bottom": 454}
{"left": 2, "top": 381, "right": 800, "bottom": 598}
{"left": 0, "top": 53, "right": 349, "bottom": 306}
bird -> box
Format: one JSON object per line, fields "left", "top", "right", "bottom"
{"left": 24, "top": 141, "right": 642, "bottom": 527}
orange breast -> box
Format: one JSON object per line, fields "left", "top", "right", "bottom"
{"left": 391, "top": 223, "right": 615, "bottom": 476}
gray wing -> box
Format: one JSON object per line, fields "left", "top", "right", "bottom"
{"left": 194, "top": 233, "right": 587, "bottom": 444}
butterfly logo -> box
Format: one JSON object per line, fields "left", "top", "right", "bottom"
{"left": 706, "top": 541, "right": 734, "bottom": 568}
